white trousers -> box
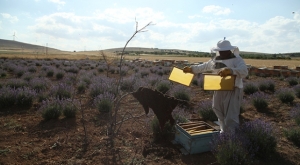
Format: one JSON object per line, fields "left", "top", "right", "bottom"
{"left": 212, "top": 88, "right": 243, "bottom": 133}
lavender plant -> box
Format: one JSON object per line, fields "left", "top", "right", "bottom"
{"left": 55, "top": 69, "right": 65, "bottom": 80}
{"left": 93, "top": 92, "right": 115, "bottom": 113}
{"left": 286, "top": 77, "right": 299, "bottom": 86}
{"left": 14, "top": 66, "right": 26, "bottom": 78}
{"left": 0, "top": 69, "right": 7, "bottom": 78}
{"left": 6, "top": 79, "right": 28, "bottom": 89}
{"left": 290, "top": 104, "right": 300, "bottom": 125}
{"left": 155, "top": 81, "right": 171, "bottom": 94}
{"left": 196, "top": 100, "right": 217, "bottom": 121}
{"left": 211, "top": 131, "right": 256, "bottom": 165}
{"left": 293, "top": 85, "right": 300, "bottom": 98}
{"left": 22, "top": 72, "right": 34, "bottom": 81}
{"left": 50, "top": 83, "right": 72, "bottom": 100}
{"left": 150, "top": 116, "right": 174, "bottom": 142}
{"left": 27, "top": 66, "right": 37, "bottom": 73}
{"left": 61, "top": 99, "right": 79, "bottom": 118}
{"left": 250, "top": 92, "right": 269, "bottom": 111}
{"left": 284, "top": 127, "right": 300, "bottom": 147}
{"left": 15, "top": 87, "right": 36, "bottom": 108}
{"left": 89, "top": 77, "right": 117, "bottom": 97}
{"left": 170, "top": 85, "right": 191, "bottom": 102}
{"left": 238, "top": 119, "right": 277, "bottom": 159}
{"left": 39, "top": 98, "right": 61, "bottom": 120}
{"left": 243, "top": 82, "right": 258, "bottom": 95}
{"left": 120, "top": 76, "right": 137, "bottom": 92}
{"left": 276, "top": 88, "right": 295, "bottom": 104}
{"left": 77, "top": 81, "right": 87, "bottom": 94}
{"left": 172, "top": 107, "right": 189, "bottom": 123}
{"left": 29, "top": 77, "right": 49, "bottom": 92}
{"left": 0, "top": 87, "right": 16, "bottom": 109}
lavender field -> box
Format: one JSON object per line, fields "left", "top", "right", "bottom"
{"left": 0, "top": 57, "right": 300, "bottom": 165}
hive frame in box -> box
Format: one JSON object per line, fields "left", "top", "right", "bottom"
{"left": 203, "top": 73, "right": 236, "bottom": 91}
{"left": 174, "top": 121, "right": 219, "bottom": 154}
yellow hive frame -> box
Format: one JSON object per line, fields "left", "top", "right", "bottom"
{"left": 168, "top": 67, "right": 194, "bottom": 86}
{"left": 203, "top": 74, "right": 236, "bottom": 90}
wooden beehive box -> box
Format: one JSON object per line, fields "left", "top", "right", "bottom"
{"left": 174, "top": 121, "right": 219, "bottom": 154}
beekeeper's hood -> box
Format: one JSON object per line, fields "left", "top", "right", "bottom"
{"left": 210, "top": 39, "right": 240, "bottom": 57}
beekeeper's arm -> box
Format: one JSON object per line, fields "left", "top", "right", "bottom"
{"left": 231, "top": 57, "right": 248, "bottom": 79}
{"left": 183, "top": 60, "right": 214, "bottom": 74}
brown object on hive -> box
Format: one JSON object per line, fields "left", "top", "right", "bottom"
{"left": 132, "top": 87, "right": 187, "bottom": 130}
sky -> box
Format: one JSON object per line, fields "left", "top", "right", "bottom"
{"left": 0, "top": 0, "right": 300, "bottom": 53}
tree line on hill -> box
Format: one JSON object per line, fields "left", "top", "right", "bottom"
{"left": 118, "top": 50, "right": 300, "bottom": 60}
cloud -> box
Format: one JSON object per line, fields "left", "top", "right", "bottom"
{"left": 202, "top": 5, "right": 231, "bottom": 15}
{"left": 94, "top": 7, "right": 165, "bottom": 25}
{"left": 27, "top": 7, "right": 300, "bottom": 53}
{"left": 0, "top": 13, "right": 19, "bottom": 23}
{"left": 48, "top": 0, "right": 65, "bottom": 5}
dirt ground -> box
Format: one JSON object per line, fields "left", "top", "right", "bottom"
{"left": 0, "top": 59, "right": 300, "bottom": 165}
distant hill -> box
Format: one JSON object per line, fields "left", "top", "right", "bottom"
{"left": 0, "top": 39, "right": 60, "bottom": 52}
{"left": 1, "top": 39, "right": 299, "bottom": 56}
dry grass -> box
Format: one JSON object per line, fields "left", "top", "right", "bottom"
{"left": 1, "top": 50, "right": 299, "bottom": 69}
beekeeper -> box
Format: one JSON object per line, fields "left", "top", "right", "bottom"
{"left": 183, "top": 39, "right": 248, "bottom": 133}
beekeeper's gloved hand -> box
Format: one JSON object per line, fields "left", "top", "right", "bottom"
{"left": 183, "top": 66, "right": 193, "bottom": 73}
{"left": 218, "top": 67, "right": 233, "bottom": 77}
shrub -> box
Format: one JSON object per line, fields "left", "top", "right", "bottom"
{"left": 211, "top": 131, "right": 256, "bottom": 165}
{"left": 120, "top": 77, "right": 136, "bottom": 92}
{"left": 46, "top": 68, "right": 54, "bottom": 77}
{"left": 151, "top": 117, "right": 174, "bottom": 142}
{"left": 284, "top": 127, "right": 300, "bottom": 147}
{"left": 197, "top": 100, "right": 217, "bottom": 121}
{"left": 147, "top": 75, "right": 160, "bottom": 87}
{"left": 191, "top": 79, "right": 198, "bottom": 86}
{"left": 6, "top": 79, "right": 27, "bottom": 89}
{"left": 98, "top": 67, "right": 104, "bottom": 73}
{"left": 50, "top": 83, "right": 72, "bottom": 99}
{"left": 77, "top": 81, "right": 86, "bottom": 94}
{"left": 109, "top": 68, "right": 115, "bottom": 74}
{"left": 0, "top": 87, "right": 16, "bottom": 109}
{"left": 250, "top": 92, "right": 269, "bottom": 111}
{"left": 14, "top": 66, "right": 25, "bottom": 77}
{"left": 276, "top": 88, "right": 295, "bottom": 104}
{"left": 294, "top": 85, "right": 300, "bottom": 98}
{"left": 29, "top": 77, "right": 49, "bottom": 92}
{"left": 15, "top": 88, "right": 36, "bottom": 108}
{"left": 265, "top": 80, "right": 275, "bottom": 92}
{"left": 22, "top": 72, "right": 34, "bottom": 81}
{"left": 140, "top": 70, "right": 149, "bottom": 78}
{"left": 290, "top": 104, "right": 300, "bottom": 125}
{"left": 65, "top": 66, "right": 79, "bottom": 74}
{"left": 39, "top": 99, "right": 61, "bottom": 120}
{"left": 171, "top": 85, "right": 191, "bottom": 102}
{"left": 238, "top": 119, "right": 277, "bottom": 159}
{"left": 55, "top": 70, "right": 65, "bottom": 79}
{"left": 258, "top": 81, "right": 268, "bottom": 92}
{"left": 244, "top": 82, "right": 258, "bottom": 95}
{"left": 286, "top": 77, "right": 299, "bottom": 86}
{"left": 28, "top": 66, "right": 37, "bottom": 73}
{"left": 0, "top": 69, "right": 7, "bottom": 78}
{"left": 155, "top": 81, "right": 170, "bottom": 94}
{"left": 61, "top": 99, "right": 78, "bottom": 118}
{"left": 172, "top": 107, "right": 189, "bottom": 124}
{"left": 93, "top": 92, "right": 114, "bottom": 113}
{"left": 90, "top": 77, "right": 118, "bottom": 97}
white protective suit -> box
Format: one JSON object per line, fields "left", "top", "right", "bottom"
{"left": 190, "top": 47, "right": 248, "bottom": 133}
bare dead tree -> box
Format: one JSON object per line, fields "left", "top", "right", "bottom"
{"left": 105, "top": 20, "right": 153, "bottom": 141}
